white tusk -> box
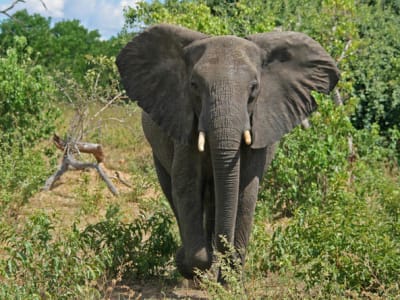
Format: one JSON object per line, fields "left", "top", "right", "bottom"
{"left": 243, "top": 130, "right": 252, "bottom": 145}
{"left": 198, "top": 131, "right": 206, "bottom": 152}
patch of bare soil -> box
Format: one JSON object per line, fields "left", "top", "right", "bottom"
{"left": 20, "top": 167, "right": 139, "bottom": 231}
{"left": 107, "top": 279, "right": 208, "bottom": 300}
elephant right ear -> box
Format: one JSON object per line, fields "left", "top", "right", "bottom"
{"left": 116, "top": 24, "right": 208, "bottom": 144}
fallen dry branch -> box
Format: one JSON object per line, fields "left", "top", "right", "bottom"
{"left": 53, "top": 134, "right": 104, "bottom": 163}
{"left": 44, "top": 134, "right": 119, "bottom": 196}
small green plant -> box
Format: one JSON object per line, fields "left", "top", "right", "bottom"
{"left": 81, "top": 204, "right": 178, "bottom": 279}
{"left": 195, "top": 236, "right": 246, "bottom": 300}
{"left": 0, "top": 212, "right": 110, "bottom": 299}
{"left": 0, "top": 141, "right": 53, "bottom": 214}
{"left": 74, "top": 172, "right": 105, "bottom": 215}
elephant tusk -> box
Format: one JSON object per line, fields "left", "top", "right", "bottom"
{"left": 198, "top": 131, "right": 206, "bottom": 152}
{"left": 243, "top": 130, "right": 252, "bottom": 145}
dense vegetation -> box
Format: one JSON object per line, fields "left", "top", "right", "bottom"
{"left": 0, "top": 0, "right": 399, "bottom": 298}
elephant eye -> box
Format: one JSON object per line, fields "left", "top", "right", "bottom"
{"left": 190, "top": 80, "right": 199, "bottom": 91}
{"left": 249, "top": 80, "right": 259, "bottom": 101}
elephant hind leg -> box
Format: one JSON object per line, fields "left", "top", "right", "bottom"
{"left": 153, "top": 155, "right": 178, "bottom": 218}
{"left": 203, "top": 181, "right": 215, "bottom": 250}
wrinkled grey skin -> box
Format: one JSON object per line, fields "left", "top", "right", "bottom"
{"left": 116, "top": 24, "right": 339, "bottom": 279}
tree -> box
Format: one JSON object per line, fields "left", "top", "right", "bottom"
{"left": 0, "top": 9, "right": 121, "bottom": 80}
{"left": 50, "top": 19, "right": 103, "bottom": 79}
{"left": 0, "top": 10, "right": 53, "bottom": 59}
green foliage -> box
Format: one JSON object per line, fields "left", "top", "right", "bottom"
{"left": 196, "top": 236, "right": 246, "bottom": 299}
{"left": 261, "top": 95, "right": 355, "bottom": 214}
{"left": 0, "top": 10, "right": 53, "bottom": 58}
{"left": 0, "top": 213, "right": 109, "bottom": 299}
{"left": 0, "top": 204, "right": 179, "bottom": 298}
{"left": 257, "top": 92, "right": 399, "bottom": 297}
{"left": 0, "top": 10, "right": 125, "bottom": 80}
{"left": 81, "top": 204, "right": 178, "bottom": 279}
{"left": 0, "top": 37, "right": 59, "bottom": 214}
{"left": 125, "top": 0, "right": 400, "bottom": 143}
{"left": 0, "top": 36, "right": 59, "bottom": 144}
{"left": 268, "top": 197, "right": 400, "bottom": 295}
{"left": 0, "top": 141, "right": 51, "bottom": 214}
{"left": 49, "top": 19, "right": 103, "bottom": 80}
{"left": 350, "top": 8, "right": 400, "bottom": 138}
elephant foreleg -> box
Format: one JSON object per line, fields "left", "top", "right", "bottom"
{"left": 172, "top": 144, "right": 212, "bottom": 278}
{"left": 234, "top": 147, "right": 269, "bottom": 264}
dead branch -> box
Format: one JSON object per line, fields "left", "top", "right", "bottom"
{"left": 337, "top": 40, "right": 352, "bottom": 64}
{"left": 1, "top": 0, "right": 47, "bottom": 18}
{"left": 44, "top": 134, "right": 119, "bottom": 196}
{"left": 43, "top": 154, "right": 69, "bottom": 191}
{"left": 0, "top": 0, "right": 25, "bottom": 18}
{"left": 53, "top": 134, "right": 104, "bottom": 163}
{"left": 114, "top": 171, "right": 132, "bottom": 188}
{"left": 333, "top": 88, "right": 343, "bottom": 106}
{"left": 301, "top": 118, "right": 310, "bottom": 129}
{"left": 92, "top": 92, "right": 123, "bottom": 120}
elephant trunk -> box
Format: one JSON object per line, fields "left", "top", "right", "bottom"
{"left": 209, "top": 126, "right": 241, "bottom": 253}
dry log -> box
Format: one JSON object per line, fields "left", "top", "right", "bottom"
{"left": 44, "top": 134, "right": 119, "bottom": 196}
{"left": 53, "top": 134, "right": 104, "bottom": 163}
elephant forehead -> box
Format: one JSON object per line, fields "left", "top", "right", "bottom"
{"left": 190, "top": 36, "right": 258, "bottom": 65}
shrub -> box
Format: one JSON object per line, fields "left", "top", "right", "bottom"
{"left": 81, "top": 204, "right": 178, "bottom": 279}
{"left": 0, "top": 141, "right": 52, "bottom": 213}
{"left": 268, "top": 195, "right": 400, "bottom": 296}
{"left": 0, "top": 213, "right": 109, "bottom": 299}
{"left": 0, "top": 36, "right": 59, "bottom": 145}
{"left": 261, "top": 94, "right": 355, "bottom": 214}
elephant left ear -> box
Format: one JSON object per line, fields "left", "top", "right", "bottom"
{"left": 246, "top": 32, "right": 340, "bottom": 149}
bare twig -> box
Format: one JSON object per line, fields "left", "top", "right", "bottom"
{"left": 92, "top": 92, "right": 123, "bottom": 119}
{"left": 1, "top": 0, "right": 47, "bottom": 18}
{"left": 115, "top": 171, "right": 132, "bottom": 188}
{"left": 333, "top": 88, "right": 343, "bottom": 106}
{"left": 0, "top": 0, "right": 25, "bottom": 18}
{"left": 337, "top": 40, "right": 352, "bottom": 64}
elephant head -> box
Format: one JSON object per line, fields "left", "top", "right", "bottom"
{"left": 116, "top": 24, "right": 339, "bottom": 262}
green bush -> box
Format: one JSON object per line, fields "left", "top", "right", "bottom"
{"left": 268, "top": 196, "right": 400, "bottom": 296}
{"left": 0, "top": 142, "right": 52, "bottom": 213}
{"left": 0, "top": 37, "right": 59, "bottom": 213}
{"left": 0, "top": 213, "right": 110, "bottom": 299}
{"left": 0, "top": 36, "right": 59, "bottom": 145}
{"left": 256, "top": 97, "right": 400, "bottom": 297}
{"left": 0, "top": 204, "right": 179, "bottom": 298}
{"left": 261, "top": 94, "right": 355, "bottom": 214}
{"left": 81, "top": 204, "right": 178, "bottom": 279}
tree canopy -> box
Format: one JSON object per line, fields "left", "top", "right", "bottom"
{"left": 124, "top": 0, "right": 400, "bottom": 142}
{"left": 0, "top": 9, "right": 125, "bottom": 80}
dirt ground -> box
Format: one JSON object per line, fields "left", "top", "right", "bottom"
{"left": 22, "top": 165, "right": 211, "bottom": 299}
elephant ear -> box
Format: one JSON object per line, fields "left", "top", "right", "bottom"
{"left": 116, "top": 24, "right": 208, "bottom": 144}
{"left": 246, "top": 32, "right": 340, "bottom": 149}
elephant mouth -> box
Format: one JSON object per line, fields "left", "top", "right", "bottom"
{"left": 197, "top": 130, "right": 252, "bottom": 152}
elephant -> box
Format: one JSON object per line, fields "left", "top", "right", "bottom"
{"left": 116, "top": 24, "right": 339, "bottom": 280}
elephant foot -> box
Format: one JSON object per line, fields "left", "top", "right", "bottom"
{"left": 176, "top": 246, "right": 212, "bottom": 279}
